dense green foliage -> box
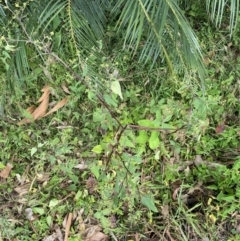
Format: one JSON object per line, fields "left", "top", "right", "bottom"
{"left": 0, "top": 0, "right": 240, "bottom": 240}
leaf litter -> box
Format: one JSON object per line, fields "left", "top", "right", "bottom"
{"left": 18, "top": 85, "right": 67, "bottom": 125}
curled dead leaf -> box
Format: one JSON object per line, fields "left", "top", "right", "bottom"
{"left": 172, "top": 187, "right": 180, "bottom": 201}
{"left": 32, "top": 90, "right": 50, "bottom": 120}
{"left": 43, "top": 97, "right": 67, "bottom": 117}
{"left": 18, "top": 85, "right": 67, "bottom": 125}
{"left": 61, "top": 84, "right": 71, "bottom": 94}
{"left": 0, "top": 163, "right": 13, "bottom": 178}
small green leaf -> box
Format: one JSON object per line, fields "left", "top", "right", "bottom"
{"left": 5, "top": 44, "right": 16, "bottom": 52}
{"left": 0, "top": 162, "right": 5, "bottom": 169}
{"left": 49, "top": 199, "right": 60, "bottom": 208}
{"left": 103, "top": 94, "right": 118, "bottom": 107}
{"left": 149, "top": 131, "right": 160, "bottom": 150}
{"left": 217, "top": 192, "right": 235, "bottom": 202}
{"left": 111, "top": 80, "right": 123, "bottom": 100}
{"left": 46, "top": 215, "right": 52, "bottom": 227}
{"left": 31, "top": 147, "right": 37, "bottom": 156}
{"left": 90, "top": 165, "right": 100, "bottom": 179}
{"left": 83, "top": 65, "right": 88, "bottom": 77}
{"left": 141, "top": 195, "right": 158, "bottom": 212}
{"left": 32, "top": 207, "right": 45, "bottom": 215}
{"left": 94, "top": 211, "right": 102, "bottom": 219}
{"left": 92, "top": 145, "right": 102, "bottom": 154}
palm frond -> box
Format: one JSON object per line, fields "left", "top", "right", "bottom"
{"left": 113, "top": 0, "right": 206, "bottom": 81}
{"left": 206, "top": 0, "right": 239, "bottom": 35}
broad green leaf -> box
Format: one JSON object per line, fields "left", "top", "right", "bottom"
{"left": 163, "top": 115, "right": 172, "bottom": 122}
{"left": 32, "top": 207, "right": 45, "bottom": 215}
{"left": 138, "top": 119, "right": 154, "bottom": 127}
{"left": 111, "top": 80, "right": 123, "bottom": 100}
{"left": 90, "top": 165, "right": 100, "bottom": 179}
{"left": 149, "top": 131, "right": 160, "bottom": 150}
{"left": 120, "top": 136, "right": 135, "bottom": 148}
{"left": 136, "top": 130, "right": 148, "bottom": 144}
{"left": 141, "top": 195, "right": 158, "bottom": 212}
{"left": 91, "top": 145, "right": 102, "bottom": 154}
{"left": 0, "top": 162, "right": 5, "bottom": 169}
{"left": 217, "top": 192, "right": 235, "bottom": 202}
{"left": 161, "top": 123, "right": 175, "bottom": 129}
{"left": 103, "top": 94, "right": 118, "bottom": 107}
{"left": 46, "top": 215, "right": 52, "bottom": 227}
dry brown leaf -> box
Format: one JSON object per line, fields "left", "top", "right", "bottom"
{"left": 172, "top": 187, "right": 180, "bottom": 201}
{"left": 18, "top": 85, "right": 67, "bottom": 125}
{"left": 37, "top": 85, "right": 51, "bottom": 103}
{"left": 44, "top": 97, "right": 67, "bottom": 117}
{"left": 161, "top": 204, "right": 169, "bottom": 217}
{"left": 32, "top": 91, "right": 50, "bottom": 120}
{"left": 64, "top": 213, "right": 73, "bottom": 241}
{"left": 62, "top": 84, "right": 71, "bottom": 94}
{"left": 26, "top": 105, "right": 36, "bottom": 114}
{"left": 109, "top": 215, "right": 117, "bottom": 228}
{"left": 14, "top": 182, "right": 31, "bottom": 196}
{"left": 88, "top": 232, "right": 108, "bottom": 241}
{"left": 0, "top": 163, "right": 13, "bottom": 178}
{"left": 86, "top": 177, "right": 98, "bottom": 194}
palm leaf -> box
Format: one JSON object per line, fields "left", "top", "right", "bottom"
{"left": 113, "top": 0, "right": 206, "bottom": 81}
{"left": 206, "top": 0, "right": 239, "bottom": 35}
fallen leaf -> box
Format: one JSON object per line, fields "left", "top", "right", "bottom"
{"left": 18, "top": 85, "right": 67, "bottom": 125}
{"left": 37, "top": 85, "right": 51, "bottom": 103}
{"left": 62, "top": 84, "right": 71, "bottom": 94}
{"left": 18, "top": 85, "right": 50, "bottom": 125}
{"left": 172, "top": 187, "right": 180, "bottom": 201}
{"left": 44, "top": 97, "right": 67, "bottom": 117}
{"left": 0, "top": 163, "right": 13, "bottom": 178}
{"left": 161, "top": 204, "right": 169, "bottom": 217}
{"left": 14, "top": 182, "right": 31, "bottom": 196}
{"left": 32, "top": 89, "right": 50, "bottom": 119}
{"left": 64, "top": 213, "right": 73, "bottom": 241}
{"left": 109, "top": 215, "right": 117, "bottom": 228}
{"left": 74, "top": 162, "right": 88, "bottom": 170}
{"left": 88, "top": 232, "right": 108, "bottom": 241}
{"left": 26, "top": 105, "right": 36, "bottom": 114}
{"left": 25, "top": 208, "right": 35, "bottom": 221}
{"left": 86, "top": 177, "right": 98, "bottom": 194}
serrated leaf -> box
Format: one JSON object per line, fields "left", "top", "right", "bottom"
{"left": 141, "top": 195, "right": 158, "bottom": 212}
{"left": 149, "top": 131, "right": 160, "bottom": 150}
{"left": 111, "top": 80, "right": 123, "bottom": 100}
{"left": 91, "top": 145, "right": 102, "bottom": 154}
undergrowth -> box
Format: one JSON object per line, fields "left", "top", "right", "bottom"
{"left": 0, "top": 3, "right": 240, "bottom": 241}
